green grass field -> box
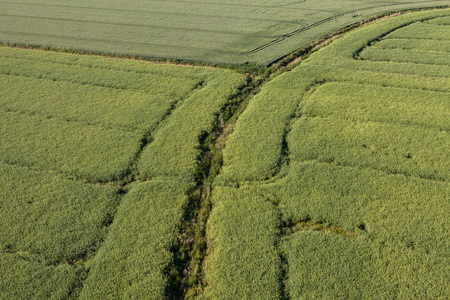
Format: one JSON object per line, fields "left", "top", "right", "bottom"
{"left": 210, "top": 8, "right": 450, "bottom": 298}
{"left": 1, "top": 4, "right": 449, "bottom": 300}
{"left": 1, "top": 0, "right": 449, "bottom": 65}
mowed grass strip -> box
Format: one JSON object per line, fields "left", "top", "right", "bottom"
{"left": 288, "top": 117, "right": 449, "bottom": 181}
{"left": 0, "top": 111, "right": 141, "bottom": 182}
{"left": 79, "top": 180, "right": 191, "bottom": 300}
{"left": 205, "top": 186, "right": 282, "bottom": 300}
{"left": 0, "top": 164, "right": 120, "bottom": 262}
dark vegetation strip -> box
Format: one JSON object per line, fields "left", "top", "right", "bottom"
{"left": 167, "top": 10, "right": 449, "bottom": 297}
{"left": 59, "top": 82, "right": 207, "bottom": 295}
{"left": 1, "top": 106, "right": 141, "bottom": 134}
{"left": 166, "top": 76, "right": 265, "bottom": 299}
{"left": 284, "top": 219, "right": 358, "bottom": 238}
{"left": 0, "top": 42, "right": 264, "bottom": 75}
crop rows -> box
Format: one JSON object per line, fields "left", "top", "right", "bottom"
{"left": 2, "top": 0, "right": 449, "bottom": 65}
{"left": 1, "top": 4, "right": 449, "bottom": 299}
{"left": 208, "top": 9, "right": 450, "bottom": 298}
{"left": 0, "top": 47, "right": 246, "bottom": 298}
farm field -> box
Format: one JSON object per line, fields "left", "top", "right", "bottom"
{"left": 1, "top": 0, "right": 450, "bottom": 65}
{"left": 1, "top": 4, "right": 449, "bottom": 300}
{"left": 0, "top": 47, "right": 247, "bottom": 299}
{"left": 209, "top": 8, "right": 450, "bottom": 299}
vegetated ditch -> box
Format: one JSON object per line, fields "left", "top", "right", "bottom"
{"left": 166, "top": 76, "right": 265, "bottom": 299}
{"left": 162, "top": 11, "right": 418, "bottom": 298}
{"left": 3, "top": 9, "right": 436, "bottom": 299}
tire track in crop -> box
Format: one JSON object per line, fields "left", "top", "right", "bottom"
{"left": 288, "top": 158, "right": 449, "bottom": 183}
{"left": 119, "top": 79, "right": 207, "bottom": 185}
{"left": 353, "top": 17, "right": 443, "bottom": 59}
{"left": 248, "top": 3, "right": 450, "bottom": 55}
{"left": 0, "top": 78, "right": 206, "bottom": 185}
{"left": 0, "top": 55, "right": 201, "bottom": 91}
{"left": 0, "top": 107, "right": 146, "bottom": 133}
{"left": 50, "top": 80, "right": 207, "bottom": 298}
{"left": 0, "top": 70, "right": 165, "bottom": 93}
{"left": 124, "top": 0, "right": 307, "bottom": 9}
{"left": 1, "top": 1, "right": 308, "bottom": 25}
{"left": 248, "top": 4, "right": 394, "bottom": 54}
{"left": 0, "top": 13, "right": 281, "bottom": 39}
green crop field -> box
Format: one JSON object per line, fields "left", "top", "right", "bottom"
{"left": 1, "top": 0, "right": 450, "bottom": 65}
{"left": 0, "top": 47, "right": 246, "bottom": 298}
{"left": 210, "top": 8, "right": 450, "bottom": 299}
{"left": 1, "top": 3, "right": 449, "bottom": 300}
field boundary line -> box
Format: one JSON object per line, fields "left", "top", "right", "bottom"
{"left": 353, "top": 16, "right": 444, "bottom": 59}
{"left": 0, "top": 53, "right": 206, "bottom": 79}
{"left": 0, "top": 30, "right": 246, "bottom": 55}
{"left": 0, "top": 70, "right": 156, "bottom": 93}
{"left": 289, "top": 159, "right": 449, "bottom": 183}
{"left": 0, "top": 107, "right": 146, "bottom": 134}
